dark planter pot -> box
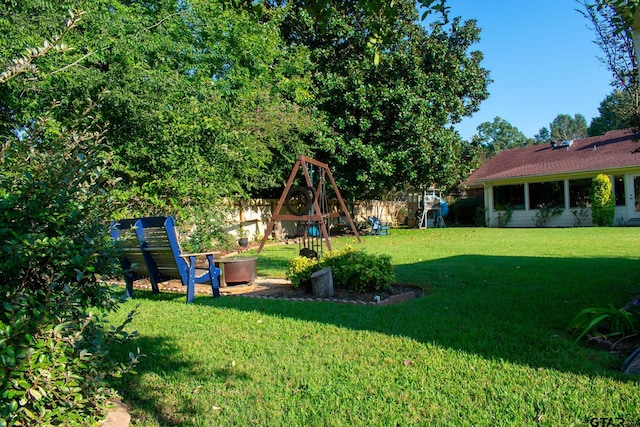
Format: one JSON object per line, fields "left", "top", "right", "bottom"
{"left": 238, "top": 237, "right": 249, "bottom": 247}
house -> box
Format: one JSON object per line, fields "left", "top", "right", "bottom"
{"left": 462, "top": 129, "right": 640, "bottom": 227}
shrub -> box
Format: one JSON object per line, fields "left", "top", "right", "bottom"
{"left": 286, "top": 246, "right": 395, "bottom": 293}
{"left": 591, "top": 174, "right": 615, "bottom": 226}
{"left": 322, "top": 246, "right": 394, "bottom": 293}
{"left": 533, "top": 206, "right": 563, "bottom": 227}
{"left": 474, "top": 207, "right": 487, "bottom": 227}
{"left": 0, "top": 95, "right": 138, "bottom": 424}
{"left": 286, "top": 256, "right": 319, "bottom": 288}
{"left": 572, "top": 206, "right": 590, "bottom": 227}
{"left": 496, "top": 206, "right": 513, "bottom": 228}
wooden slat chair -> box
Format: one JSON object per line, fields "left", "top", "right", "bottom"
{"left": 111, "top": 216, "right": 221, "bottom": 303}
{"left": 110, "top": 217, "right": 161, "bottom": 294}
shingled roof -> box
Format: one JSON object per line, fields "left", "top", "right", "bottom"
{"left": 463, "top": 129, "right": 640, "bottom": 188}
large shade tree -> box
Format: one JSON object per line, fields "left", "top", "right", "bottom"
{"left": 588, "top": 90, "right": 636, "bottom": 134}
{"left": 1, "top": 0, "right": 329, "bottom": 215}
{"left": 269, "top": 0, "right": 490, "bottom": 197}
{"left": 549, "top": 113, "right": 589, "bottom": 141}
{"left": 471, "top": 116, "right": 530, "bottom": 157}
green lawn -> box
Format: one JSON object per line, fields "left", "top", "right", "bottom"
{"left": 107, "top": 227, "right": 640, "bottom": 426}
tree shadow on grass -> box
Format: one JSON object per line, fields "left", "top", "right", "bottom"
{"left": 202, "top": 254, "right": 640, "bottom": 379}
{"left": 107, "top": 332, "right": 253, "bottom": 426}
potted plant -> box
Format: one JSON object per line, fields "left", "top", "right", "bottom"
{"left": 238, "top": 228, "right": 249, "bottom": 247}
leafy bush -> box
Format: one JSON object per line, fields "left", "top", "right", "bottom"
{"left": 286, "top": 246, "right": 394, "bottom": 293}
{"left": 0, "top": 93, "right": 138, "bottom": 424}
{"left": 533, "top": 206, "right": 563, "bottom": 227}
{"left": 474, "top": 207, "right": 487, "bottom": 227}
{"left": 496, "top": 206, "right": 513, "bottom": 228}
{"left": 591, "top": 174, "right": 615, "bottom": 226}
{"left": 568, "top": 304, "right": 639, "bottom": 343}
{"left": 572, "top": 206, "right": 590, "bottom": 227}
{"left": 286, "top": 256, "right": 319, "bottom": 288}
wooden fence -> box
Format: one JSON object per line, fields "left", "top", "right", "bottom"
{"left": 228, "top": 199, "right": 407, "bottom": 240}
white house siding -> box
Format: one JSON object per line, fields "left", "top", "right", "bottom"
{"left": 486, "top": 209, "right": 594, "bottom": 228}
{"left": 484, "top": 174, "right": 634, "bottom": 228}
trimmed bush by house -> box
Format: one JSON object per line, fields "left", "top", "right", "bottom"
{"left": 591, "top": 174, "right": 615, "bottom": 226}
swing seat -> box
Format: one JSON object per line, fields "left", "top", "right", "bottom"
{"left": 368, "top": 216, "right": 390, "bottom": 235}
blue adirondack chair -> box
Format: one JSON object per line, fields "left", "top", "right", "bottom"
{"left": 368, "top": 216, "right": 390, "bottom": 235}
{"left": 110, "top": 217, "right": 158, "bottom": 291}
{"left": 111, "top": 216, "right": 221, "bottom": 303}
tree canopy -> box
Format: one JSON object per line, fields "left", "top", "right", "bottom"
{"left": 2, "top": 1, "right": 332, "bottom": 209}
{"left": 272, "top": 0, "right": 490, "bottom": 195}
{"left": 588, "top": 90, "right": 636, "bottom": 135}
{"left": 549, "top": 114, "right": 588, "bottom": 141}
{"left": 580, "top": 0, "right": 639, "bottom": 130}
{"left": 1, "top": 0, "right": 489, "bottom": 212}
{"left": 471, "top": 117, "right": 530, "bottom": 157}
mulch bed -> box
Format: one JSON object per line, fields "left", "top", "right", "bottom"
{"left": 248, "top": 283, "right": 425, "bottom": 305}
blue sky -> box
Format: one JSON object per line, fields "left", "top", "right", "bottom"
{"left": 426, "top": 0, "right": 614, "bottom": 141}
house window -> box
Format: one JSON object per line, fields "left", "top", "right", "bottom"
{"left": 529, "top": 181, "right": 564, "bottom": 209}
{"left": 614, "top": 176, "right": 625, "bottom": 206}
{"left": 493, "top": 184, "right": 525, "bottom": 210}
{"left": 569, "top": 178, "right": 592, "bottom": 207}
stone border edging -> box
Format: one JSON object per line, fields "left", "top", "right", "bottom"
{"left": 235, "top": 289, "right": 420, "bottom": 305}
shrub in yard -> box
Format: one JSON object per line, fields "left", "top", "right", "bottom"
{"left": 287, "top": 246, "right": 395, "bottom": 293}
{"left": 286, "top": 256, "right": 319, "bottom": 288}
{"left": 533, "top": 206, "right": 563, "bottom": 227}
{"left": 591, "top": 174, "right": 615, "bottom": 226}
{"left": 321, "top": 246, "right": 394, "bottom": 293}
{"left": 0, "top": 87, "right": 138, "bottom": 425}
{"left": 496, "top": 206, "right": 513, "bottom": 228}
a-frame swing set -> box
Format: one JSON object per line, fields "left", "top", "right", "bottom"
{"left": 257, "top": 155, "right": 361, "bottom": 256}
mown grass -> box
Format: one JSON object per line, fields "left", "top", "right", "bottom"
{"left": 107, "top": 227, "right": 640, "bottom": 426}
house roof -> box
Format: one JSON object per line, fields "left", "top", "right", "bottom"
{"left": 463, "top": 129, "right": 640, "bottom": 188}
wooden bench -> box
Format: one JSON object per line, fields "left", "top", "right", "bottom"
{"left": 110, "top": 216, "right": 221, "bottom": 303}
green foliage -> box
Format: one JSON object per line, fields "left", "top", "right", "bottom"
{"left": 549, "top": 113, "right": 588, "bottom": 142}
{"left": 590, "top": 174, "right": 615, "bottom": 226}
{"left": 471, "top": 207, "right": 486, "bottom": 227}
{"left": 568, "top": 304, "right": 638, "bottom": 343}
{"left": 588, "top": 91, "right": 636, "bottom": 136}
{"left": 0, "top": 40, "right": 138, "bottom": 424}
{"left": 287, "top": 246, "right": 394, "bottom": 293}
{"left": 572, "top": 207, "right": 590, "bottom": 227}
{"left": 0, "top": 294, "right": 140, "bottom": 426}
{"left": 1, "top": 0, "right": 328, "bottom": 208}
{"left": 321, "top": 246, "right": 394, "bottom": 293}
{"left": 286, "top": 256, "right": 319, "bottom": 288}
{"left": 496, "top": 206, "right": 513, "bottom": 228}
{"left": 533, "top": 207, "right": 563, "bottom": 227}
{"left": 579, "top": 2, "right": 640, "bottom": 132}
{"left": 534, "top": 126, "right": 551, "bottom": 144}
{"left": 277, "top": 0, "right": 490, "bottom": 196}
{"left": 471, "top": 116, "right": 531, "bottom": 157}
{"left": 0, "top": 103, "right": 139, "bottom": 425}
